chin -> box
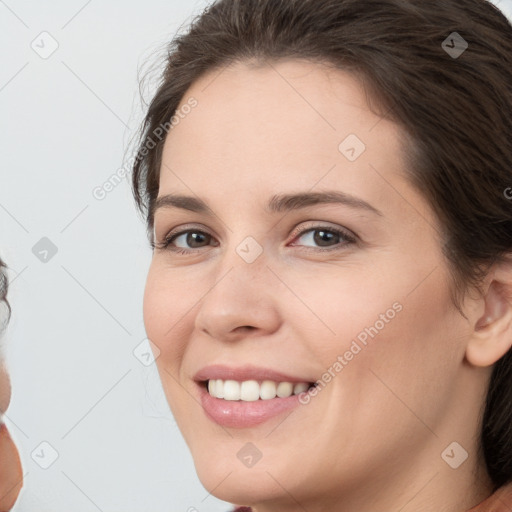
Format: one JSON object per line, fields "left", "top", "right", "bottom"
{"left": 190, "top": 440, "right": 306, "bottom": 507}
{"left": 195, "top": 464, "right": 282, "bottom": 507}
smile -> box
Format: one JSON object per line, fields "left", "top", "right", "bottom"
{"left": 194, "top": 365, "right": 318, "bottom": 428}
{"left": 207, "top": 379, "right": 311, "bottom": 401}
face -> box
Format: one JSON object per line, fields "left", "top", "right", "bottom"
{"left": 0, "top": 360, "right": 23, "bottom": 511}
{"left": 143, "top": 59, "right": 490, "bottom": 510}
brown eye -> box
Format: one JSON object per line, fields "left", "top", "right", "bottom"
{"left": 289, "top": 225, "right": 357, "bottom": 251}
{"left": 172, "top": 231, "right": 211, "bottom": 249}
{"left": 156, "top": 229, "right": 218, "bottom": 253}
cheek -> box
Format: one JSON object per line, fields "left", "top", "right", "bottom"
{"left": 142, "top": 266, "right": 194, "bottom": 379}
{"left": 312, "top": 254, "right": 462, "bottom": 420}
{"left": 343, "top": 273, "right": 463, "bottom": 433}
{"left": 142, "top": 274, "right": 187, "bottom": 417}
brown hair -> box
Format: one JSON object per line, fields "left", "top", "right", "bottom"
{"left": 131, "top": 0, "right": 512, "bottom": 490}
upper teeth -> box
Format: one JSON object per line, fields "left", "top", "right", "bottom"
{"left": 208, "top": 379, "right": 310, "bottom": 401}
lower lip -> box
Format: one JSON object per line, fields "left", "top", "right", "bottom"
{"left": 198, "top": 383, "right": 305, "bottom": 428}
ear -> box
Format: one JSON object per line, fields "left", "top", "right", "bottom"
{"left": 465, "top": 258, "right": 512, "bottom": 367}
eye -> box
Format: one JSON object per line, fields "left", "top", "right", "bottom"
{"left": 153, "top": 228, "right": 217, "bottom": 254}
{"left": 288, "top": 224, "right": 357, "bottom": 251}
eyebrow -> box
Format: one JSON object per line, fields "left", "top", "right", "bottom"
{"left": 152, "top": 191, "right": 383, "bottom": 217}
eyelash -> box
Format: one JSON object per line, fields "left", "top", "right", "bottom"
{"left": 153, "top": 224, "right": 358, "bottom": 254}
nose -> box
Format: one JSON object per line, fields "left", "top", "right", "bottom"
{"left": 194, "top": 247, "right": 281, "bottom": 342}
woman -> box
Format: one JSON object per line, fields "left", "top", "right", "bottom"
{"left": 0, "top": 258, "right": 23, "bottom": 511}
{"left": 131, "top": 0, "right": 512, "bottom": 510}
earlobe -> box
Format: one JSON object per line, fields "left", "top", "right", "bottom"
{"left": 466, "top": 267, "right": 512, "bottom": 368}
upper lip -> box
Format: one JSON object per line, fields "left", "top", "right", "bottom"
{"left": 194, "top": 364, "right": 315, "bottom": 384}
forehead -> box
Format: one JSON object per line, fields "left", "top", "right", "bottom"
{"left": 159, "top": 58, "right": 407, "bottom": 208}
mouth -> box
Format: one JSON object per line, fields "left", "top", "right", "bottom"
{"left": 193, "top": 365, "right": 318, "bottom": 428}
{"left": 201, "top": 379, "right": 317, "bottom": 401}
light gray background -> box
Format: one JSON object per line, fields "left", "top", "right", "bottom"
{"left": 1, "top": 1, "right": 512, "bottom": 511}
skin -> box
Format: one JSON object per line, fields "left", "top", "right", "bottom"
{"left": 143, "top": 59, "right": 512, "bottom": 512}
{"left": 0, "top": 360, "right": 23, "bottom": 511}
